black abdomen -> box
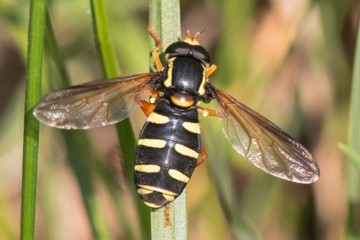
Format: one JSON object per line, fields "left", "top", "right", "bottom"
{"left": 135, "top": 100, "right": 200, "bottom": 208}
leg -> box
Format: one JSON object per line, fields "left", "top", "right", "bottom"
{"left": 148, "top": 90, "right": 160, "bottom": 104}
{"left": 135, "top": 89, "right": 160, "bottom": 117}
{"left": 148, "top": 25, "right": 164, "bottom": 72}
{"left": 164, "top": 203, "right": 172, "bottom": 227}
{"left": 196, "top": 147, "right": 208, "bottom": 167}
{"left": 139, "top": 100, "right": 155, "bottom": 117}
{"left": 205, "top": 64, "right": 217, "bottom": 78}
{"left": 197, "top": 106, "right": 222, "bottom": 117}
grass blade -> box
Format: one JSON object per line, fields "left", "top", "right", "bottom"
{"left": 45, "top": 12, "right": 113, "bottom": 240}
{"left": 338, "top": 143, "right": 360, "bottom": 168}
{"left": 346, "top": 15, "right": 360, "bottom": 239}
{"left": 20, "top": 0, "right": 47, "bottom": 239}
{"left": 62, "top": 132, "right": 112, "bottom": 240}
{"left": 89, "top": 0, "right": 150, "bottom": 238}
{"left": 148, "top": 1, "right": 186, "bottom": 239}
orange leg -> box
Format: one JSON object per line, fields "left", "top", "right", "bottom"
{"left": 148, "top": 25, "right": 164, "bottom": 72}
{"left": 139, "top": 100, "right": 155, "bottom": 117}
{"left": 196, "top": 147, "right": 208, "bottom": 167}
{"left": 205, "top": 64, "right": 217, "bottom": 78}
{"left": 148, "top": 90, "right": 160, "bottom": 104}
{"left": 164, "top": 203, "right": 172, "bottom": 227}
{"left": 197, "top": 106, "right": 227, "bottom": 119}
{"left": 197, "top": 106, "right": 220, "bottom": 117}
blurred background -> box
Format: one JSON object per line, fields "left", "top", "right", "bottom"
{"left": 0, "top": 0, "right": 359, "bottom": 239}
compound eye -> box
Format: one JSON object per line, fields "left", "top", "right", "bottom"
{"left": 170, "top": 93, "right": 195, "bottom": 108}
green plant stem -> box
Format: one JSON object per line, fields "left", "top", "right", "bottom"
{"left": 45, "top": 12, "right": 112, "bottom": 240}
{"left": 338, "top": 143, "right": 360, "bottom": 168}
{"left": 346, "top": 15, "right": 360, "bottom": 239}
{"left": 89, "top": 0, "right": 150, "bottom": 238}
{"left": 21, "top": 0, "right": 47, "bottom": 239}
{"left": 148, "top": 1, "right": 186, "bottom": 239}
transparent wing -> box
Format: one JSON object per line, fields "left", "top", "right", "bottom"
{"left": 33, "top": 73, "right": 156, "bottom": 129}
{"left": 213, "top": 87, "right": 319, "bottom": 183}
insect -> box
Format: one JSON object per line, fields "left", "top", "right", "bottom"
{"left": 33, "top": 26, "right": 320, "bottom": 209}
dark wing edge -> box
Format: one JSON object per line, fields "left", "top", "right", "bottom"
{"left": 212, "top": 87, "right": 320, "bottom": 184}
{"left": 33, "top": 73, "right": 156, "bottom": 129}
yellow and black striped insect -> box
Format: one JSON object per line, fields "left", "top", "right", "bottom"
{"left": 33, "top": 26, "right": 320, "bottom": 208}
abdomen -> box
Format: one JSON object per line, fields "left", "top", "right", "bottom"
{"left": 135, "top": 100, "right": 200, "bottom": 208}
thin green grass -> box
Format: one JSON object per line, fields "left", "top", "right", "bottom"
{"left": 89, "top": 0, "right": 150, "bottom": 238}
{"left": 346, "top": 15, "right": 360, "bottom": 239}
{"left": 62, "top": 132, "right": 112, "bottom": 240}
{"left": 338, "top": 143, "right": 360, "bottom": 168}
{"left": 45, "top": 11, "right": 113, "bottom": 240}
{"left": 148, "top": 1, "right": 187, "bottom": 239}
{"left": 20, "top": 0, "right": 46, "bottom": 239}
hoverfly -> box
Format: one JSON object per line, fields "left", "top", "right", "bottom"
{"left": 33, "top": 26, "right": 320, "bottom": 208}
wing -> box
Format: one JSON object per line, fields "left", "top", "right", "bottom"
{"left": 33, "top": 73, "right": 156, "bottom": 129}
{"left": 212, "top": 87, "right": 320, "bottom": 184}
